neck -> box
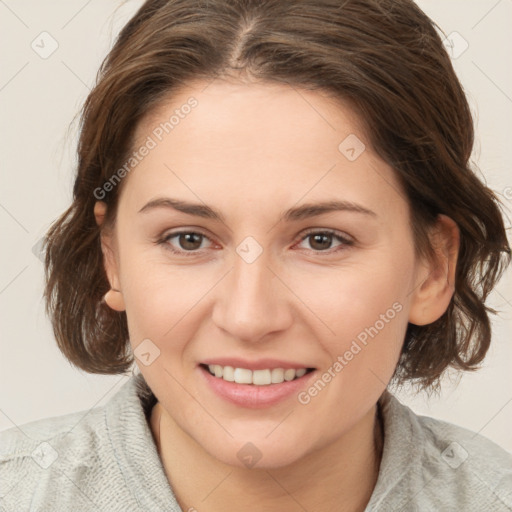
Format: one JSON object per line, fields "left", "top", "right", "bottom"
{"left": 150, "top": 400, "right": 384, "bottom": 512}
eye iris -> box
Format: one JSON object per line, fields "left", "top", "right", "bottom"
{"left": 171, "top": 232, "right": 340, "bottom": 252}
{"left": 310, "top": 233, "right": 332, "bottom": 251}
{"left": 179, "top": 233, "right": 202, "bottom": 250}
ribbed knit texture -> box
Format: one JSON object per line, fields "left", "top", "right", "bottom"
{"left": 1, "top": 373, "right": 511, "bottom": 511}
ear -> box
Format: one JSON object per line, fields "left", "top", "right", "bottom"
{"left": 408, "top": 214, "right": 460, "bottom": 326}
{"left": 94, "top": 201, "right": 126, "bottom": 312}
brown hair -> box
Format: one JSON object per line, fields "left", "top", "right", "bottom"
{"left": 43, "top": 0, "right": 511, "bottom": 394}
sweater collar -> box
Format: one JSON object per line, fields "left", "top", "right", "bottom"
{"left": 105, "top": 372, "right": 182, "bottom": 510}
{"left": 108, "top": 372, "right": 422, "bottom": 511}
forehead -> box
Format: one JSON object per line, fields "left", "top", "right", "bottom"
{"left": 122, "top": 80, "right": 407, "bottom": 222}
{"left": 136, "top": 79, "right": 366, "bottom": 157}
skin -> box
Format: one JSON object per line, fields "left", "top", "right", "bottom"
{"left": 94, "top": 79, "right": 459, "bottom": 512}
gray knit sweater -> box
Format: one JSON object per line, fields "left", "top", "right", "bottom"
{"left": 1, "top": 373, "right": 511, "bottom": 511}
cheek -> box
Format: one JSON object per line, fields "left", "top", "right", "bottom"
{"left": 297, "top": 247, "right": 414, "bottom": 369}
{"left": 119, "top": 251, "right": 206, "bottom": 349}
{"left": 119, "top": 227, "right": 414, "bottom": 369}
{"left": 291, "top": 252, "right": 412, "bottom": 430}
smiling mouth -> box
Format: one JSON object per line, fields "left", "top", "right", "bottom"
{"left": 199, "top": 363, "right": 315, "bottom": 386}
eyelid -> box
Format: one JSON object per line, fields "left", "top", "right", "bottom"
{"left": 296, "top": 227, "right": 353, "bottom": 243}
{"left": 292, "top": 228, "right": 354, "bottom": 254}
{"left": 158, "top": 227, "right": 354, "bottom": 256}
{"left": 159, "top": 228, "right": 216, "bottom": 256}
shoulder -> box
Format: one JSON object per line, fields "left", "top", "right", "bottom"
{"left": 0, "top": 404, "right": 104, "bottom": 455}
{"left": 416, "top": 411, "right": 512, "bottom": 509}
{"left": 0, "top": 403, "right": 108, "bottom": 511}
{"left": 368, "top": 391, "right": 512, "bottom": 511}
{"left": 0, "top": 374, "right": 170, "bottom": 512}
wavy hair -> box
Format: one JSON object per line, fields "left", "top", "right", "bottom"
{"left": 43, "top": 0, "right": 511, "bottom": 394}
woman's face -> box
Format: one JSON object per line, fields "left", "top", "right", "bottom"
{"left": 100, "top": 80, "right": 439, "bottom": 468}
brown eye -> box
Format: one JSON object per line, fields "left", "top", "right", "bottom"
{"left": 308, "top": 233, "right": 335, "bottom": 251}
{"left": 159, "top": 230, "right": 212, "bottom": 256}
{"left": 176, "top": 232, "right": 204, "bottom": 251}
{"left": 296, "top": 229, "right": 353, "bottom": 254}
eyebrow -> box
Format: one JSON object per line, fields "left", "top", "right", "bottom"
{"left": 138, "top": 197, "right": 377, "bottom": 222}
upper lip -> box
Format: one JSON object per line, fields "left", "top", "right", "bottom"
{"left": 200, "top": 357, "right": 315, "bottom": 371}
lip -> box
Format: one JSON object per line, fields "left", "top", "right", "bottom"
{"left": 199, "top": 357, "right": 315, "bottom": 371}
{"left": 197, "top": 364, "right": 317, "bottom": 409}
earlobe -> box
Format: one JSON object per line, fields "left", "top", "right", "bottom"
{"left": 101, "top": 237, "right": 126, "bottom": 312}
{"left": 94, "top": 201, "right": 107, "bottom": 226}
{"left": 408, "top": 214, "right": 460, "bottom": 326}
{"left": 95, "top": 201, "right": 126, "bottom": 312}
{"left": 103, "top": 288, "right": 126, "bottom": 312}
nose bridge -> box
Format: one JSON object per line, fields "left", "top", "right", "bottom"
{"left": 212, "top": 238, "right": 289, "bottom": 341}
{"left": 231, "top": 242, "right": 276, "bottom": 317}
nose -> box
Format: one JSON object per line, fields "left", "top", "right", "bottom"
{"left": 211, "top": 246, "right": 293, "bottom": 343}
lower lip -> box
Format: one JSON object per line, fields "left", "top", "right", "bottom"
{"left": 197, "top": 365, "right": 317, "bottom": 409}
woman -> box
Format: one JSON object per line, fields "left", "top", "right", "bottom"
{"left": 1, "top": 0, "right": 511, "bottom": 510}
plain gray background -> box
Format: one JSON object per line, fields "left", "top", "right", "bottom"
{"left": 1, "top": 0, "right": 511, "bottom": 453}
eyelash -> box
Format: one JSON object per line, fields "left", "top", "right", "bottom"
{"left": 156, "top": 228, "right": 354, "bottom": 257}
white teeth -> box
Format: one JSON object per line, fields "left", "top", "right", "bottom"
{"left": 206, "top": 365, "right": 310, "bottom": 385}
{"left": 284, "top": 369, "right": 296, "bottom": 381}
{"left": 252, "top": 369, "right": 271, "bottom": 385}
{"left": 222, "top": 366, "right": 235, "bottom": 382}
{"left": 271, "top": 368, "right": 284, "bottom": 383}
{"left": 234, "top": 367, "right": 252, "bottom": 384}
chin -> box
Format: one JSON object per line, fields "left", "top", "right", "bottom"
{"left": 197, "top": 432, "right": 311, "bottom": 470}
